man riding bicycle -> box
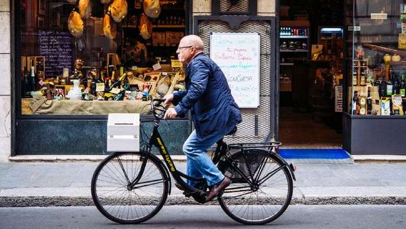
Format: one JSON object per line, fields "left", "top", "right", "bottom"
{"left": 164, "top": 35, "right": 242, "bottom": 201}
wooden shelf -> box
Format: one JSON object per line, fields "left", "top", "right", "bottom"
{"left": 154, "top": 25, "right": 185, "bottom": 28}
{"left": 363, "top": 43, "right": 406, "bottom": 57}
{"left": 280, "top": 50, "right": 308, "bottom": 53}
{"left": 280, "top": 36, "right": 309, "bottom": 39}
{"left": 280, "top": 63, "right": 294, "bottom": 66}
{"left": 280, "top": 20, "right": 310, "bottom": 27}
{"left": 122, "top": 25, "right": 185, "bottom": 29}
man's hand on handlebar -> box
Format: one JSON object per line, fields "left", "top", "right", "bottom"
{"left": 163, "top": 94, "right": 174, "bottom": 106}
{"left": 164, "top": 108, "right": 177, "bottom": 119}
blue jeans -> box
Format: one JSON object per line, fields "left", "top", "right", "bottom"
{"left": 183, "top": 130, "right": 225, "bottom": 187}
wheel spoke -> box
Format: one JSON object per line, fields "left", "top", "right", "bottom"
{"left": 91, "top": 152, "right": 168, "bottom": 224}
{"left": 218, "top": 150, "right": 293, "bottom": 225}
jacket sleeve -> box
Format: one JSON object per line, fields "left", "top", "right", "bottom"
{"left": 172, "top": 90, "right": 187, "bottom": 105}
{"left": 174, "top": 60, "right": 209, "bottom": 116}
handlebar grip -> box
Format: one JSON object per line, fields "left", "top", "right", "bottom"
{"left": 153, "top": 99, "right": 166, "bottom": 103}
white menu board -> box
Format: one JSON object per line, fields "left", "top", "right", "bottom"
{"left": 210, "top": 33, "right": 260, "bottom": 108}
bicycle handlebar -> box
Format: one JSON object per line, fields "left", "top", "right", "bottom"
{"left": 151, "top": 99, "right": 167, "bottom": 120}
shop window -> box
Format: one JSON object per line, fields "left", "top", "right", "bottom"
{"left": 18, "top": 0, "right": 186, "bottom": 116}
{"left": 348, "top": 0, "right": 406, "bottom": 116}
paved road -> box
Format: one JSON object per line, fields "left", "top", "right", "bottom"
{"left": 0, "top": 205, "right": 405, "bottom": 229}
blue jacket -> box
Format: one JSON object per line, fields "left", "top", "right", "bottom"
{"left": 173, "top": 53, "right": 242, "bottom": 141}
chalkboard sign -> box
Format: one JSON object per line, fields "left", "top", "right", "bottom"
{"left": 38, "top": 30, "right": 74, "bottom": 78}
{"left": 210, "top": 33, "right": 260, "bottom": 108}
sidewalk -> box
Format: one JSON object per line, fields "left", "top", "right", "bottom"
{"left": 1, "top": 159, "right": 406, "bottom": 207}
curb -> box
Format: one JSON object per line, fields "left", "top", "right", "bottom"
{"left": 1, "top": 196, "right": 406, "bottom": 207}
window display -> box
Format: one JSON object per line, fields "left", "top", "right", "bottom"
{"left": 19, "top": 0, "right": 186, "bottom": 115}
{"left": 348, "top": 0, "right": 406, "bottom": 116}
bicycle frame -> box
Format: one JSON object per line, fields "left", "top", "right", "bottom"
{"left": 141, "top": 119, "right": 209, "bottom": 197}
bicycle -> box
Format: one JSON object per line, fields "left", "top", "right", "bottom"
{"left": 91, "top": 99, "right": 296, "bottom": 225}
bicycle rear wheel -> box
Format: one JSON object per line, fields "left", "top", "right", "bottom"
{"left": 218, "top": 149, "right": 293, "bottom": 225}
{"left": 91, "top": 152, "right": 169, "bottom": 224}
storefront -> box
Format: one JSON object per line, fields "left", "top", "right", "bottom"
{"left": 277, "top": 0, "right": 406, "bottom": 155}
{"left": 6, "top": 0, "right": 404, "bottom": 158}
{"left": 343, "top": 0, "right": 406, "bottom": 155}
{"left": 9, "top": 0, "right": 277, "bottom": 156}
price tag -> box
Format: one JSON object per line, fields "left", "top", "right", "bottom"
{"left": 171, "top": 60, "right": 182, "bottom": 68}
{"left": 371, "top": 13, "right": 387, "bottom": 20}
{"left": 110, "top": 88, "right": 121, "bottom": 94}
{"left": 96, "top": 83, "right": 105, "bottom": 92}
{"left": 152, "top": 62, "right": 162, "bottom": 70}
{"left": 348, "top": 26, "right": 361, "bottom": 31}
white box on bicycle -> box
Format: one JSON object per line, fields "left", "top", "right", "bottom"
{"left": 107, "top": 113, "right": 140, "bottom": 152}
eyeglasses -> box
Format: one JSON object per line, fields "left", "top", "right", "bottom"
{"left": 177, "top": 45, "right": 193, "bottom": 50}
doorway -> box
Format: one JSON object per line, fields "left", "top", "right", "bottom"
{"left": 278, "top": 0, "right": 344, "bottom": 148}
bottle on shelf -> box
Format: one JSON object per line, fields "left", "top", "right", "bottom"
{"left": 352, "top": 69, "right": 358, "bottom": 86}
{"left": 352, "top": 90, "right": 359, "bottom": 115}
{"left": 36, "top": 59, "right": 44, "bottom": 90}
{"left": 359, "top": 93, "right": 367, "bottom": 115}
{"left": 391, "top": 70, "right": 400, "bottom": 95}
{"left": 28, "top": 60, "right": 36, "bottom": 92}
{"left": 21, "top": 66, "right": 30, "bottom": 97}
{"left": 367, "top": 87, "right": 372, "bottom": 115}
{"left": 360, "top": 68, "right": 366, "bottom": 86}
{"left": 400, "top": 75, "right": 406, "bottom": 97}
{"left": 379, "top": 78, "right": 387, "bottom": 98}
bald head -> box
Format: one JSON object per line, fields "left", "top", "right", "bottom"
{"left": 180, "top": 35, "right": 204, "bottom": 51}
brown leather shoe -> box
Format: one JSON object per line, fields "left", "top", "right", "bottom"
{"left": 205, "top": 177, "right": 231, "bottom": 201}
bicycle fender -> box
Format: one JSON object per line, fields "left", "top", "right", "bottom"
{"left": 157, "top": 157, "right": 172, "bottom": 195}
{"left": 272, "top": 153, "right": 296, "bottom": 181}
{"left": 143, "top": 152, "right": 172, "bottom": 195}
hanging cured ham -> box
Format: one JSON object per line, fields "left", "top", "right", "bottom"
{"left": 67, "top": 0, "right": 78, "bottom": 4}
{"left": 109, "top": 0, "right": 128, "bottom": 23}
{"left": 78, "top": 0, "right": 92, "bottom": 19}
{"left": 103, "top": 13, "right": 117, "bottom": 40}
{"left": 143, "top": 0, "right": 161, "bottom": 18}
{"left": 139, "top": 13, "right": 152, "bottom": 40}
{"left": 68, "top": 10, "right": 84, "bottom": 38}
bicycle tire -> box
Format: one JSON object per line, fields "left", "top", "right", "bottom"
{"left": 91, "top": 152, "right": 169, "bottom": 224}
{"left": 218, "top": 149, "right": 293, "bottom": 225}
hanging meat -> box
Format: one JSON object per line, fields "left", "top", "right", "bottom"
{"left": 109, "top": 0, "right": 128, "bottom": 23}
{"left": 103, "top": 13, "right": 117, "bottom": 40}
{"left": 67, "top": 0, "right": 78, "bottom": 4}
{"left": 68, "top": 10, "right": 84, "bottom": 38}
{"left": 144, "top": 0, "right": 161, "bottom": 18}
{"left": 139, "top": 13, "right": 152, "bottom": 40}
{"left": 78, "top": 0, "right": 92, "bottom": 19}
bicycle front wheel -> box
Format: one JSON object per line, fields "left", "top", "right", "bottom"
{"left": 218, "top": 149, "right": 293, "bottom": 225}
{"left": 91, "top": 152, "right": 169, "bottom": 224}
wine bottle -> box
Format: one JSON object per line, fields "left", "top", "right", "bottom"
{"left": 29, "top": 60, "right": 36, "bottom": 92}
{"left": 21, "top": 66, "right": 29, "bottom": 97}
{"left": 392, "top": 72, "right": 400, "bottom": 95}
{"left": 386, "top": 79, "right": 393, "bottom": 96}
{"left": 367, "top": 87, "right": 372, "bottom": 115}
{"left": 352, "top": 91, "right": 359, "bottom": 115}
{"left": 360, "top": 68, "right": 366, "bottom": 86}
{"left": 400, "top": 75, "right": 406, "bottom": 97}
{"left": 359, "top": 94, "right": 367, "bottom": 115}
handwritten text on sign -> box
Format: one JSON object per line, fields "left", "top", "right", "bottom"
{"left": 38, "top": 30, "right": 73, "bottom": 78}
{"left": 210, "top": 33, "right": 260, "bottom": 108}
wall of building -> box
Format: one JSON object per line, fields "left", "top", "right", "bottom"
{"left": 192, "top": 0, "right": 276, "bottom": 16}
{"left": 0, "top": 0, "right": 11, "bottom": 162}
